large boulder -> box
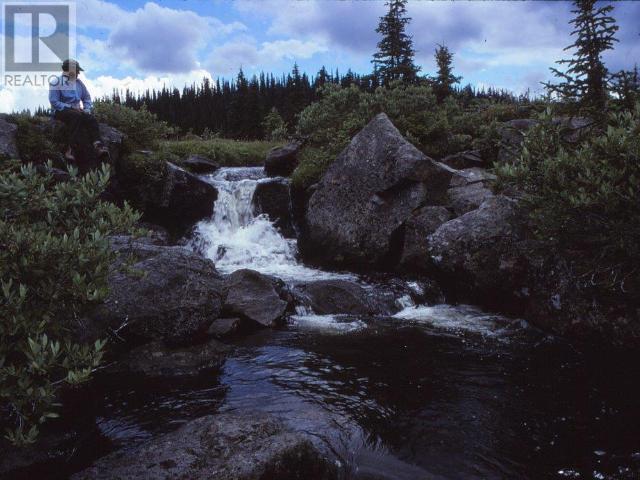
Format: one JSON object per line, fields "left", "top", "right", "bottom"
{"left": 98, "top": 123, "right": 125, "bottom": 169}
{"left": 87, "top": 237, "right": 225, "bottom": 347}
{"left": 448, "top": 183, "right": 495, "bottom": 216}
{"left": 71, "top": 413, "right": 338, "bottom": 480}
{"left": 223, "top": 269, "right": 291, "bottom": 327}
{"left": 302, "top": 113, "right": 454, "bottom": 269}
{"left": 120, "top": 159, "right": 218, "bottom": 237}
{"left": 399, "top": 206, "right": 452, "bottom": 271}
{"left": 264, "top": 142, "right": 300, "bottom": 177}
{"left": 427, "top": 196, "right": 529, "bottom": 310}
{"left": 295, "top": 279, "right": 395, "bottom": 316}
{"left": 0, "top": 116, "right": 18, "bottom": 159}
{"left": 252, "top": 177, "right": 296, "bottom": 237}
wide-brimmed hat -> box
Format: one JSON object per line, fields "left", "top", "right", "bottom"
{"left": 62, "top": 59, "right": 84, "bottom": 72}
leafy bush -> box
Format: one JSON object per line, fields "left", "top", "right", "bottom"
{"left": 10, "top": 115, "right": 65, "bottom": 165}
{"left": 93, "top": 102, "right": 173, "bottom": 149}
{"left": 292, "top": 82, "right": 529, "bottom": 187}
{"left": 496, "top": 104, "right": 640, "bottom": 296}
{"left": 0, "top": 162, "right": 140, "bottom": 445}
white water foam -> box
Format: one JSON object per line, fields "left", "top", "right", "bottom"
{"left": 393, "top": 304, "right": 524, "bottom": 337}
{"left": 190, "top": 167, "right": 354, "bottom": 282}
{"left": 289, "top": 314, "right": 367, "bottom": 334}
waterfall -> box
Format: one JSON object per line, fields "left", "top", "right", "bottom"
{"left": 190, "top": 167, "right": 353, "bottom": 282}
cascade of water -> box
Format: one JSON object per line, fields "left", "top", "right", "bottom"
{"left": 189, "top": 167, "right": 353, "bottom": 282}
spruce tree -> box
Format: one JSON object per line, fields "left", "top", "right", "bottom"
{"left": 372, "top": 0, "right": 420, "bottom": 85}
{"left": 433, "top": 43, "right": 462, "bottom": 102}
{"left": 544, "top": 0, "right": 619, "bottom": 113}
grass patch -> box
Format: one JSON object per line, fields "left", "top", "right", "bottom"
{"left": 158, "top": 138, "right": 282, "bottom": 167}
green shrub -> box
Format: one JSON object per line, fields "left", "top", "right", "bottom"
{"left": 0, "top": 161, "right": 140, "bottom": 445}
{"left": 93, "top": 102, "right": 172, "bottom": 149}
{"left": 10, "top": 115, "right": 65, "bottom": 165}
{"left": 496, "top": 104, "right": 640, "bottom": 296}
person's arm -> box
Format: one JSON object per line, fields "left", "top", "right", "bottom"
{"left": 49, "top": 83, "right": 72, "bottom": 111}
{"left": 80, "top": 81, "right": 93, "bottom": 113}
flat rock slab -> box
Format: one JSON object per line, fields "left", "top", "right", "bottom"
{"left": 71, "top": 413, "right": 338, "bottom": 480}
{"left": 121, "top": 339, "right": 231, "bottom": 377}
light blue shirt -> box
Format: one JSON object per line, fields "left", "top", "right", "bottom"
{"left": 48, "top": 74, "right": 93, "bottom": 113}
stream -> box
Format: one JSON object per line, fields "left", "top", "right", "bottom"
{"left": 7, "top": 167, "right": 640, "bottom": 479}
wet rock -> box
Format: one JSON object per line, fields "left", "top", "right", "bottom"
{"left": 399, "top": 206, "right": 452, "bottom": 271}
{"left": 181, "top": 154, "right": 219, "bottom": 174}
{"left": 88, "top": 238, "right": 225, "bottom": 347}
{"left": 71, "top": 413, "right": 338, "bottom": 480}
{"left": 223, "top": 269, "right": 291, "bottom": 327}
{"left": 427, "top": 196, "right": 529, "bottom": 310}
{"left": 296, "top": 280, "right": 395, "bottom": 316}
{"left": 0, "top": 116, "right": 18, "bottom": 159}
{"left": 440, "top": 150, "right": 484, "bottom": 170}
{"left": 147, "top": 162, "right": 217, "bottom": 237}
{"left": 302, "top": 113, "right": 454, "bottom": 269}
{"left": 448, "top": 183, "right": 495, "bottom": 216}
{"left": 208, "top": 317, "right": 242, "bottom": 338}
{"left": 120, "top": 339, "right": 231, "bottom": 377}
{"left": 252, "top": 177, "right": 296, "bottom": 237}
{"left": 265, "top": 142, "right": 300, "bottom": 177}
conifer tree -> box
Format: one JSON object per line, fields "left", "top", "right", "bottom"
{"left": 544, "top": 0, "right": 619, "bottom": 113}
{"left": 372, "top": 0, "right": 420, "bottom": 85}
{"left": 433, "top": 43, "right": 462, "bottom": 102}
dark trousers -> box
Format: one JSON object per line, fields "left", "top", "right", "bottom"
{"left": 54, "top": 108, "right": 100, "bottom": 148}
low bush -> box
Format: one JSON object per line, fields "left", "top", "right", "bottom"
{"left": 0, "top": 161, "right": 140, "bottom": 445}
{"left": 495, "top": 104, "right": 640, "bottom": 298}
{"left": 158, "top": 138, "right": 282, "bottom": 167}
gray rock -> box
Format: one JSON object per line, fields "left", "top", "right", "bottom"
{"left": 182, "top": 154, "right": 219, "bottom": 174}
{"left": 303, "top": 113, "right": 454, "bottom": 268}
{"left": 252, "top": 177, "right": 295, "bottom": 237}
{"left": 224, "top": 269, "right": 290, "bottom": 327}
{"left": 399, "top": 206, "right": 452, "bottom": 271}
{"left": 448, "top": 183, "right": 495, "bottom": 216}
{"left": 264, "top": 142, "right": 300, "bottom": 177}
{"left": 0, "top": 116, "right": 18, "bottom": 159}
{"left": 497, "top": 119, "right": 538, "bottom": 164}
{"left": 427, "top": 196, "right": 528, "bottom": 307}
{"left": 98, "top": 123, "right": 125, "bottom": 168}
{"left": 121, "top": 339, "right": 231, "bottom": 377}
{"left": 296, "top": 280, "right": 395, "bottom": 316}
{"left": 208, "top": 317, "right": 242, "bottom": 338}
{"left": 71, "top": 413, "right": 338, "bottom": 480}
{"left": 440, "top": 150, "right": 484, "bottom": 170}
{"left": 88, "top": 238, "right": 225, "bottom": 347}
{"left": 449, "top": 168, "right": 496, "bottom": 188}
{"left": 142, "top": 162, "right": 218, "bottom": 237}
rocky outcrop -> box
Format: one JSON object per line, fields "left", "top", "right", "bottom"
{"left": 120, "top": 339, "right": 231, "bottom": 377}
{"left": 208, "top": 317, "right": 242, "bottom": 338}
{"left": 497, "top": 119, "right": 538, "bottom": 164}
{"left": 181, "top": 154, "right": 219, "bottom": 174}
{"left": 87, "top": 237, "right": 225, "bottom": 347}
{"left": 223, "top": 269, "right": 291, "bottom": 327}
{"left": 399, "top": 206, "right": 452, "bottom": 271}
{"left": 98, "top": 123, "right": 125, "bottom": 169}
{"left": 295, "top": 280, "right": 396, "bottom": 316}
{"left": 427, "top": 196, "right": 529, "bottom": 310}
{"left": 0, "top": 116, "right": 18, "bottom": 159}
{"left": 120, "top": 159, "right": 218, "bottom": 237}
{"left": 264, "top": 142, "right": 300, "bottom": 177}
{"left": 71, "top": 413, "right": 338, "bottom": 480}
{"left": 302, "top": 113, "right": 454, "bottom": 269}
{"left": 252, "top": 178, "right": 295, "bottom": 237}
{"left": 440, "top": 150, "right": 484, "bottom": 170}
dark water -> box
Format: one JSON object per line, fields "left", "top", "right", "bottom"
{"left": 8, "top": 309, "right": 639, "bottom": 480}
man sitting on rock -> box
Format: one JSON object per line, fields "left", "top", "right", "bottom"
{"left": 48, "top": 59, "right": 108, "bottom": 167}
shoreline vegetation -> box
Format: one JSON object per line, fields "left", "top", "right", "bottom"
{"left": 1, "top": 0, "right": 639, "bottom": 478}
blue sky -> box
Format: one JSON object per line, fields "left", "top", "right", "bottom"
{"left": 1, "top": 0, "right": 639, "bottom": 112}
